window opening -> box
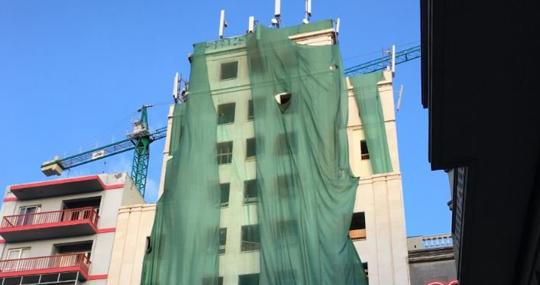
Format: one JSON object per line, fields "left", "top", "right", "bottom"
{"left": 220, "top": 183, "right": 230, "bottom": 207}
{"left": 248, "top": 100, "right": 254, "bottom": 120}
{"left": 361, "top": 140, "right": 370, "bottom": 160}
{"left": 17, "top": 205, "right": 40, "bottom": 226}
{"left": 243, "top": 180, "right": 258, "bottom": 203}
{"left": 219, "top": 228, "right": 227, "bottom": 254}
{"left": 217, "top": 142, "right": 233, "bottom": 164}
{"left": 241, "top": 224, "right": 260, "bottom": 251}
{"left": 220, "top": 61, "right": 238, "bottom": 80}
{"left": 238, "top": 273, "right": 260, "bottom": 285}
{"left": 217, "top": 103, "right": 236, "bottom": 125}
{"left": 349, "top": 212, "right": 366, "bottom": 240}
{"left": 246, "top": 138, "right": 256, "bottom": 159}
{"left": 274, "top": 92, "right": 292, "bottom": 112}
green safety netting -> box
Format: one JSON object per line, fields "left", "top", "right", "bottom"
{"left": 141, "top": 19, "right": 372, "bottom": 285}
{"left": 140, "top": 42, "right": 220, "bottom": 285}
{"left": 350, "top": 72, "right": 393, "bottom": 174}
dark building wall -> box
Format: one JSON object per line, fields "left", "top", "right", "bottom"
{"left": 409, "top": 260, "right": 456, "bottom": 285}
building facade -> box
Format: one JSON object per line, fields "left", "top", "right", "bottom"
{"left": 407, "top": 234, "right": 456, "bottom": 285}
{"left": 109, "top": 21, "right": 410, "bottom": 285}
{"left": 0, "top": 173, "right": 144, "bottom": 285}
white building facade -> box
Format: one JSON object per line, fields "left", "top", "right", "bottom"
{"left": 0, "top": 173, "right": 144, "bottom": 285}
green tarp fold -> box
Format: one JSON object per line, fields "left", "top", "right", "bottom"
{"left": 350, "top": 72, "right": 393, "bottom": 174}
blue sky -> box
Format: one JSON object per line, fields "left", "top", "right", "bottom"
{"left": 0, "top": 0, "right": 450, "bottom": 236}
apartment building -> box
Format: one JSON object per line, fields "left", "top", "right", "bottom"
{"left": 0, "top": 173, "right": 144, "bottom": 285}
{"left": 109, "top": 20, "right": 410, "bottom": 285}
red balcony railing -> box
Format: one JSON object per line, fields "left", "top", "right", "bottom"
{"left": 0, "top": 208, "right": 99, "bottom": 230}
{"left": 0, "top": 253, "right": 90, "bottom": 280}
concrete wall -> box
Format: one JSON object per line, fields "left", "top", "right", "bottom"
{"left": 107, "top": 204, "right": 155, "bottom": 285}
{"left": 0, "top": 173, "right": 143, "bottom": 284}
{"left": 347, "top": 71, "right": 411, "bottom": 285}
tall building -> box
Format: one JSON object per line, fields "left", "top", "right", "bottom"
{"left": 109, "top": 19, "right": 409, "bottom": 285}
{"left": 421, "top": 0, "right": 540, "bottom": 284}
{"left": 0, "top": 173, "right": 144, "bottom": 285}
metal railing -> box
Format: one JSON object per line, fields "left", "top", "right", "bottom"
{"left": 421, "top": 234, "right": 453, "bottom": 249}
{"left": 0, "top": 208, "right": 99, "bottom": 229}
{"left": 0, "top": 253, "right": 90, "bottom": 276}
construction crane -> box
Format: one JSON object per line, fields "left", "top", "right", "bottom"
{"left": 41, "top": 105, "right": 166, "bottom": 197}
{"left": 39, "top": 45, "right": 420, "bottom": 198}
{"left": 344, "top": 45, "right": 421, "bottom": 76}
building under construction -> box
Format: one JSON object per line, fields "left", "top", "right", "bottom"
{"left": 107, "top": 17, "right": 411, "bottom": 285}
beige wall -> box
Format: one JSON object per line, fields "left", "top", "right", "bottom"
{"left": 107, "top": 204, "right": 156, "bottom": 285}
{"left": 348, "top": 71, "right": 410, "bottom": 285}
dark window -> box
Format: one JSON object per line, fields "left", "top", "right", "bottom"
{"left": 275, "top": 92, "right": 292, "bottom": 112}
{"left": 361, "top": 140, "right": 370, "bottom": 160}
{"left": 218, "top": 103, "right": 236, "bottom": 124}
{"left": 246, "top": 138, "right": 256, "bottom": 159}
{"left": 277, "top": 220, "right": 297, "bottom": 239}
{"left": 54, "top": 240, "right": 93, "bottom": 260}
{"left": 220, "top": 61, "right": 238, "bottom": 80}
{"left": 217, "top": 142, "right": 233, "bottom": 164}
{"left": 277, "top": 175, "right": 293, "bottom": 198}
{"left": 248, "top": 100, "right": 254, "bottom": 120}
{"left": 349, "top": 212, "right": 366, "bottom": 240}
{"left": 238, "top": 273, "right": 259, "bottom": 285}
{"left": 241, "top": 224, "right": 260, "bottom": 251}
{"left": 220, "top": 183, "right": 230, "bottom": 207}
{"left": 362, "top": 262, "right": 369, "bottom": 277}
{"left": 62, "top": 196, "right": 101, "bottom": 210}
{"left": 244, "top": 179, "right": 258, "bottom": 203}
{"left": 219, "top": 228, "right": 227, "bottom": 254}
{"left": 202, "top": 277, "right": 223, "bottom": 285}
{"left": 275, "top": 132, "right": 297, "bottom": 155}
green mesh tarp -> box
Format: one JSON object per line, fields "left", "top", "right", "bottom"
{"left": 140, "top": 43, "right": 220, "bottom": 285}
{"left": 246, "top": 22, "right": 366, "bottom": 285}
{"left": 141, "top": 20, "right": 369, "bottom": 285}
{"left": 350, "top": 72, "right": 393, "bottom": 174}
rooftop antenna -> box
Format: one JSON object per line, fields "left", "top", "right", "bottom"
{"left": 172, "top": 72, "right": 181, "bottom": 103}
{"left": 272, "top": 0, "right": 281, "bottom": 28}
{"left": 219, "top": 9, "right": 228, "bottom": 39}
{"left": 303, "top": 0, "right": 312, "bottom": 24}
{"left": 248, "top": 16, "right": 255, "bottom": 33}
{"left": 335, "top": 17, "right": 341, "bottom": 35}
{"left": 391, "top": 44, "right": 396, "bottom": 75}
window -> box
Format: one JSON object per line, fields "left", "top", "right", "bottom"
{"left": 241, "top": 224, "right": 260, "bottom": 251}
{"left": 246, "top": 138, "right": 256, "bottom": 159}
{"left": 6, "top": 247, "right": 30, "bottom": 260}
{"left": 247, "top": 100, "right": 254, "bottom": 120}
{"left": 220, "top": 61, "right": 238, "bottom": 80}
{"left": 276, "top": 220, "right": 297, "bottom": 240}
{"left": 220, "top": 183, "right": 230, "bottom": 207}
{"left": 17, "top": 205, "right": 40, "bottom": 226}
{"left": 54, "top": 241, "right": 93, "bottom": 256}
{"left": 349, "top": 212, "right": 366, "bottom": 240}
{"left": 217, "top": 103, "right": 236, "bottom": 124}
{"left": 244, "top": 179, "right": 258, "bottom": 203}
{"left": 361, "top": 140, "right": 370, "bottom": 160}
{"left": 219, "top": 228, "right": 227, "bottom": 254}
{"left": 202, "top": 277, "right": 223, "bottom": 285}
{"left": 277, "top": 175, "right": 293, "bottom": 198}
{"left": 275, "top": 132, "right": 297, "bottom": 155}
{"left": 217, "top": 142, "right": 233, "bottom": 164}
{"left": 274, "top": 92, "right": 292, "bottom": 112}
{"left": 238, "top": 273, "right": 259, "bottom": 285}
{"left": 362, "top": 262, "right": 369, "bottom": 278}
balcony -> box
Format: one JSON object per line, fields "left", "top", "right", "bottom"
{"left": 9, "top": 175, "right": 106, "bottom": 200}
{"left": 0, "top": 208, "right": 99, "bottom": 242}
{"left": 0, "top": 254, "right": 90, "bottom": 282}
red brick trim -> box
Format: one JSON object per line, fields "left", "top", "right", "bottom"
{"left": 97, "top": 227, "right": 116, "bottom": 233}
{"left": 2, "top": 197, "right": 17, "bottom": 202}
{"left": 88, "top": 274, "right": 108, "bottom": 280}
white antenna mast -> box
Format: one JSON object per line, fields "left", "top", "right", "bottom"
{"left": 248, "top": 16, "right": 255, "bottom": 33}
{"left": 172, "top": 72, "right": 180, "bottom": 103}
{"left": 396, "top": 84, "right": 404, "bottom": 112}
{"left": 391, "top": 44, "right": 396, "bottom": 75}
{"left": 335, "top": 17, "right": 341, "bottom": 35}
{"left": 219, "top": 10, "right": 228, "bottom": 39}
{"left": 272, "top": 0, "right": 281, "bottom": 28}
{"left": 303, "top": 0, "right": 312, "bottom": 24}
